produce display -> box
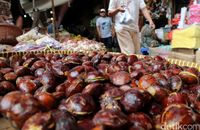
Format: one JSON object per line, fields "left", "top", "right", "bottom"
{"left": 0, "top": 52, "right": 200, "bottom": 130}
{"left": 60, "top": 35, "right": 106, "bottom": 53}
{"left": 7, "top": 29, "right": 106, "bottom": 53}
{"left": 12, "top": 29, "right": 62, "bottom": 52}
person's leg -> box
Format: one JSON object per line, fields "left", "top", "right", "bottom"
{"left": 101, "top": 37, "right": 112, "bottom": 51}
{"left": 116, "top": 29, "right": 135, "bottom": 55}
{"left": 131, "top": 31, "right": 141, "bottom": 54}
{"left": 107, "top": 37, "right": 113, "bottom": 49}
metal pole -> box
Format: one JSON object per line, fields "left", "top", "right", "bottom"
{"left": 51, "top": 0, "right": 56, "bottom": 38}
{"left": 33, "top": 0, "right": 35, "bottom": 9}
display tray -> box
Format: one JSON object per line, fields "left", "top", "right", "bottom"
{"left": 0, "top": 51, "right": 200, "bottom": 130}
{"left": 0, "top": 50, "right": 199, "bottom": 71}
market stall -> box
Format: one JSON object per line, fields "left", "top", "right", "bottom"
{"left": 145, "top": 0, "right": 200, "bottom": 64}
{"left": 0, "top": 0, "right": 200, "bottom": 130}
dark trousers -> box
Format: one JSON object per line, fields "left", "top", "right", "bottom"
{"left": 101, "top": 37, "right": 112, "bottom": 49}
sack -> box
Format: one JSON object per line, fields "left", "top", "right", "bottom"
{"left": 172, "top": 25, "right": 200, "bottom": 49}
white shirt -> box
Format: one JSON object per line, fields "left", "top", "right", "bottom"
{"left": 108, "top": 0, "right": 146, "bottom": 32}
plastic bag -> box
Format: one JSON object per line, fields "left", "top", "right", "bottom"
{"left": 189, "top": 4, "right": 200, "bottom": 24}
{"left": 119, "top": 9, "right": 133, "bottom": 24}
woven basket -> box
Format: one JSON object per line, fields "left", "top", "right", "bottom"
{"left": 0, "top": 50, "right": 199, "bottom": 71}
{"left": 0, "top": 23, "right": 22, "bottom": 46}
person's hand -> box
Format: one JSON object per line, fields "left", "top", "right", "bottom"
{"left": 117, "top": 6, "right": 125, "bottom": 13}
{"left": 112, "top": 32, "right": 115, "bottom": 38}
{"left": 149, "top": 21, "right": 155, "bottom": 29}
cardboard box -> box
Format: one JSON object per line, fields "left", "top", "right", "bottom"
{"left": 196, "top": 50, "right": 200, "bottom": 64}
{"left": 169, "top": 51, "right": 196, "bottom": 62}
{"left": 172, "top": 48, "right": 197, "bottom": 55}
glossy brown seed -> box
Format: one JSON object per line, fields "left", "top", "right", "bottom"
{"left": 168, "top": 75, "right": 182, "bottom": 92}
{"left": 179, "top": 71, "right": 199, "bottom": 85}
{"left": 31, "top": 60, "right": 47, "bottom": 72}
{"left": 0, "top": 57, "right": 8, "bottom": 68}
{"left": 93, "top": 109, "right": 128, "bottom": 129}
{"left": 100, "top": 88, "right": 124, "bottom": 101}
{"left": 22, "top": 112, "right": 55, "bottom": 130}
{"left": 9, "top": 55, "right": 23, "bottom": 68}
{"left": 118, "top": 61, "right": 129, "bottom": 71}
{"left": 100, "top": 97, "right": 121, "bottom": 111}
{"left": 18, "top": 79, "right": 38, "bottom": 94}
{"left": 23, "top": 58, "right": 38, "bottom": 67}
{"left": 132, "top": 61, "right": 144, "bottom": 70}
{"left": 161, "top": 70, "right": 174, "bottom": 79}
{"left": 153, "top": 73, "right": 169, "bottom": 88}
{"left": 120, "top": 89, "right": 145, "bottom": 113}
{"left": 152, "top": 62, "right": 163, "bottom": 73}
{"left": 154, "top": 55, "right": 164, "bottom": 61}
{"left": 67, "top": 66, "right": 85, "bottom": 82}
{"left": 0, "top": 91, "right": 41, "bottom": 129}
{"left": 146, "top": 85, "right": 169, "bottom": 103}
{"left": 82, "top": 82, "right": 103, "bottom": 98}
{"left": 0, "top": 68, "right": 13, "bottom": 75}
{"left": 97, "top": 63, "right": 109, "bottom": 74}
{"left": 51, "top": 61, "right": 69, "bottom": 77}
{"left": 35, "top": 92, "right": 56, "bottom": 110}
{"left": 148, "top": 103, "right": 162, "bottom": 116}
{"left": 110, "top": 71, "right": 131, "bottom": 86}
{"left": 34, "top": 68, "right": 45, "bottom": 77}
{"left": 14, "top": 66, "right": 30, "bottom": 76}
{"left": 82, "top": 61, "right": 93, "bottom": 66}
{"left": 59, "top": 93, "right": 96, "bottom": 116}
{"left": 81, "top": 55, "right": 90, "bottom": 62}
{"left": 85, "top": 71, "right": 106, "bottom": 83}
{"left": 138, "top": 74, "right": 157, "bottom": 89}
{"left": 119, "top": 85, "right": 132, "bottom": 92}
{"left": 162, "top": 92, "right": 189, "bottom": 108}
{"left": 0, "top": 81, "right": 15, "bottom": 95}
{"left": 52, "top": 110, "right": 78, "bottom": 130}
{"left": 106, "top": 64, "right": 122, "bottom": 74}
{"left": 39, "top": 71, "right": 55, "bottom": 87}
{"left": 127, "top": 55, "right": 138, "bottom": 65}
{"left": 102, "top": 53, "right": 113, "bottom": 61}
{"left": 160, "top": 104, "right": 198, "bottom": 130}
{"left": 66, "top": 79, "right": 84, "bottom": 98}
{"left": 56, "top": 81, "right": 69, "bottom": 92}
{"left": 91, "top": 54, "right": 102, "bottom": 66}
{"left": 130, "top": 70, "right": 143, "bottom": 81}
{"left": 78, "top": 119, "right": 95, "bottom": 130}
{"left": 4, "top": 72, "right": 17, "bottom": 81}
{"left": 116, "top": 54, "right": 127, "bottom": 62}
{"left": 63, "top": 55, "right": 82, "bottom": 65}
{"left": 128, "top": 113, "right": 153, "bottom": 130}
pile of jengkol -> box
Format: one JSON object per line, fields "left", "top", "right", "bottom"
{"left": 0, "top": 52, "right": 199, "bottom": 130}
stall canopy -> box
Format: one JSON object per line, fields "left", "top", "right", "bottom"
{"left": 20, "top": 0, "right": 71, "bottom": 13}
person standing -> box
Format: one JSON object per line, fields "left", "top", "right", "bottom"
{"left": 96, "top": 8, "right": 115, "bottom": 51}
{"left": 108, "top": 0, "right": 155, "bottom": 54}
